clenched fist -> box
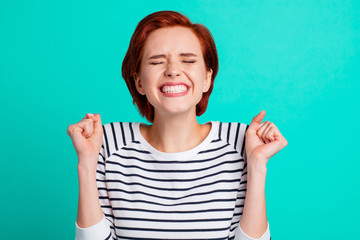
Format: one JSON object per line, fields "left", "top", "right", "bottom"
{"left": 67, "top": 113, "right": 103, "bottom": 169}
{"left": 245, "top": 110, "right": 288, "bottom": 171}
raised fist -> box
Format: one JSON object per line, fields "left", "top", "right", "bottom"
{"left": 67, "top": 113, "right": 103, "bottom": 169}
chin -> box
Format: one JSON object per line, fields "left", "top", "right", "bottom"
{"left": 155, "top": 105, "right": 197, "bottom": 117}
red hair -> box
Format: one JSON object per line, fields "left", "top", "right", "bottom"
{"left": 122, "top": 11, "right": 218, "bottom": 122}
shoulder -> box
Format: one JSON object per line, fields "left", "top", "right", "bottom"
{"left": 213, "top": 121, "right": 249, "bottom": 158}
{"left": 100, "top": 122, "right": 141, "bottom": 159}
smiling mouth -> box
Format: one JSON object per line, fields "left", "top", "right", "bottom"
{"left": 161, "top": 84, "right": 188, "bottom": 93}
{"left": 159, "top": 82, "right": 191, "bottom": 97}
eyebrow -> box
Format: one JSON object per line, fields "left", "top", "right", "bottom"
{"left": 148, "top": 53, "right": 198, "bottom": 60}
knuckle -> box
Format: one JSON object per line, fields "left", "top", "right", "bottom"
{"left": 83, "top": 118, "right": 93, "bottom": 124}
{"left": 67, "top": 125, "right": 77, "bottom": 135}
{"left": 67, "top": 124, "right": 74, "bottom": 132}
{"left": 66, "top": 125, "right": 72, "bottom": 135}
{"left": 94, "top": 113, "right": 101, "bottom": 120}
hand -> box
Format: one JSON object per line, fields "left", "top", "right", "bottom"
{"left": 67, "top": 113, "right": 103, "bottom": 168}
{"left": 245, "top": 110, "right": 288, "bottom": 169}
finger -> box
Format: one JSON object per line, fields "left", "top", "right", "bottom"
{"left": 264, "top": 128, "right": 273, "bottom": 143}
{"left": 256, "top": 121, "right": 270, "bottom": 140}
{"left": 67, "top": 121, "right": 92, "bottom": 146}
{"left": 86, "top": 113, "right": 95, "bottom": 119}
{"left": 269, "top": 127, "right": 288, "bottom": 147}
{"left": 67, "top": 124, "right": 83, "bottom": 138}
{"left": 68, "top": 117, "right": 92, "bottom": 137}
{"left": 81, "top": 113, "right": 93, "bottom": 121}
{"left": 77, "top": 114, "right": 95, "bottom": 137}
{"left": 248, "top": 110, "right": 266, "bottom": 132}
{"left": 263, "top": 133, "right": 270, "bottom": 144}
{"left": 81, "top": 118, "right": 94, "bottom": 138}
{"left": 92, "top": 113, "right": 103, "bottom": 135}
{"left": 273, "top": 127, "right": 287, "bottom": 144}
{"left": 261, "top": 122, "right": 274, "bottom": 142}
{"left": 256, "top": 122, "right": 269, "bottom": 143}
{"left": 265, "top": 126, "right": 276, "bottom": 142}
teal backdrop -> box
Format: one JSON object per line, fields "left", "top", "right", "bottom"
{"left": 1, "top": 0, "right": 359, "bottom": 239}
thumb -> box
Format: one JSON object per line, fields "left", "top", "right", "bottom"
{"left": 91, "top": 113, "right": 103, "bottom": 137}
{"left": 248, "top": 110, "right": 266, "bottom": 132}
{"left": 85, "top": 113, "right": 103, "bottom": 151}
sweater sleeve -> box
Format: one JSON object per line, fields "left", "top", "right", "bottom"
{"left": 75, "top": 215, "right": 112, "bottom": 240}
{"left": 234, "top": 222, "right": 271, "bottom": 240}
{"left": 75, "top": 124, "right": 116, "bottom": 239}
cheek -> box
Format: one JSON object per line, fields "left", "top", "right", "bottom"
{"left": 140, "top": 69, "right": 158, "bottom": 88}
{"left": 190, "top": 69, "right": 207, "bottom": 89}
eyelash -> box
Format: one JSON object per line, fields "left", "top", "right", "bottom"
{"left": 150, "top": 60, "right": 196, "bottom": 65}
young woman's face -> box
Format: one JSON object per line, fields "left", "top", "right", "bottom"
{"left": 135, "top": 26, "right": 213, "bottom": 118}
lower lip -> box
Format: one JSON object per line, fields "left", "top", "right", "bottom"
{"left": 159, "top": 88, "right": 190, "bottom": 97}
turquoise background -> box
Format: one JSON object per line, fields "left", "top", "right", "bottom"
{"left": 1, "top": 0, "right": 359, "bottom": 239}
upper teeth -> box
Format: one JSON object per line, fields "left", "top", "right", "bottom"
{"left": 161, "top": 85, "right": 188, "bottom": 93}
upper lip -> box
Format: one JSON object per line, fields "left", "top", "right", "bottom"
{"left": 159, "top": 82, "right": 190, "bottom": 90}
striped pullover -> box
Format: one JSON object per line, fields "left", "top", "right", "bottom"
{"left": 75, "top": 121, "right": 271, "bottom": 240}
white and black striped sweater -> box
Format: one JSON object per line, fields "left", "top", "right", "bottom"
{"left": 75, "top": 121, "right": 271, "bottom": 240}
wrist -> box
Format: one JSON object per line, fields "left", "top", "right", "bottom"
{"left": 77, "top": 155, "right": 98, "bottom": 171}
{"left": 77, "top": 163, "right": 97, "bottom": 176}
{"left": 247, "top": 157, "right": 268, "bottom": 176}
{"left": 246, "top": 160, "right": 267, "bottom": 191}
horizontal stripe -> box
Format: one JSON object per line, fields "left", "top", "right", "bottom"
{"left": 99, "top": 178, "right": 241, "bottom": 192}
{"left": 115, "top": 235, "right": 228, "bottom": 240}
{"left": 99, "top": 188, "right": 239, "bottom": 201}
{"left": 106, "top": 158, "right": 243, "bottom": 173}
{"left": 103, "top": 207, "right": 235, "bottom": 214}
{"left": 100, "top": 196, "right": 236, "bottom": 207}
{"left": 121, "top": 147, "right": 152, "bottom": 154}
{"left": 113, "top": 216, "right": 233, "bottom": 223}
{"left": 103, "top": 168, "right": 243, "bottom": 183}
{"left": 92, "top": 121, "right": 252, "bottom": 239}
{"left": 112, "top": 150, "right": 239, "bottom": 164}
{"left": 198, "top": 143, "right": 230, "bottom": 154}
{"left": 114, "top": 226, "right": 230, "bottom": 232}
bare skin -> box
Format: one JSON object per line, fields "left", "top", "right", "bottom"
{"left": 139, "top": 109, "right": 212, "bottom": 153}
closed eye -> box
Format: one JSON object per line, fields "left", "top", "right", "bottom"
{"left": 150, "top": 62, "right": 164, "bottom": 65}
{"left": 183, "top": 60, "right": 196, "bottom": 63}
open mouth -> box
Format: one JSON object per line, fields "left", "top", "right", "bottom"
{"left": 158, "top": 82, "right": 191, "bottom": 97}
{"left": 160, "top": 84, "right": 188, "bottom": 93}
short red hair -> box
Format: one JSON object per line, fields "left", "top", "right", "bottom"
{"left": 122, "top": 11, "right": 218, "bottom": 122}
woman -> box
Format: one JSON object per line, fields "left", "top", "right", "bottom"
{"left": 67, "top": 10, "right": 287, "bottom": 240}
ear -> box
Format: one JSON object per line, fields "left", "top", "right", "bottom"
{"left": 202, "top": 68, "right": 213, "bottom": 93}
{"left": 134, "top": 73, "right": 146, "bottom": 95}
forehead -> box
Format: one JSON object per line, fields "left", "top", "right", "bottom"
{"left": 143, "top": 26, "right": 203, "bottom": 57}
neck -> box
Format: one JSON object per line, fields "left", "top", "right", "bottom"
{"left": 141, "top": 110, "right": 211, "bottom": 153}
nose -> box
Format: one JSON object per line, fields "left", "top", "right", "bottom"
{"left": 164, "top": 61, "right": 181, "bottom": 78}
